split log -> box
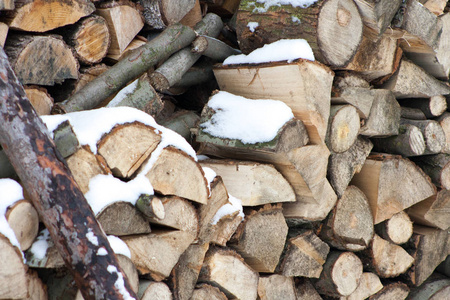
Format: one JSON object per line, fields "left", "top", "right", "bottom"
{"left": 199, "top": 159, "right": 296, "bottom": 206}
{"left": 374, "top": 211, "right": 413, "bottom": 245}
{"left": 97, "top": 122, "right": 161, "bottom": 179}
{"left": 404, "top": 225, "right": 450, "bottom": 286}
{"left": 313, "top": 251, "right": 363, "bottom": 297}
{"left": 398, "top": 95, "right": 447, "bottom": 118}
{"left": 0, "top": 22, "right": 8, "bottom": 47}
{"left": 341, "top": 272, "right": 383, "bottom": 300}
{"left": 199, "top": 247, "right": 259, "bottom": 300}
{"left": 191, "top": 283, "right": 227, "bottom": 300}
{"left": 0, "top": 45, "right": 136, "bottom": 299}
{"left": 4, "top": 33, "right": 79, "bottom": 85}
{"left": 359, "top": 234, "right": 414, "bottom": 278}
{"left": 5, "top": 199, "right": 39, "bottom": 251}
{"left": 407, "top": 189, "right": 450, "bottom": 230}
{"left": 328, "top": 136, "right": 373, "bottom": 198}
{"left": 179, "top": 0, "right": 202, "bottom": 28}
{"left": 122, "top": 230, "right": 195, "bottom": 281}
{"left": 105, "top": 36, "right": 147, "bottom": 63}
{"left": 412, "top": 154, "right": 450, "bottom": 189}
{"left": 2, "top": 0, "right": 95, "bottom": 32}
{"left": 421, "top": 0, "right": 448, "bottom": 15}
{"left": 141, "top": 195, "right": 198, "bottom": 236}
{"left": 139, "top": 0, "right": 196, "bottom": 29}
{"left": 319, "top": 185, "right": 374, "bottom": 251}
{"left": 58, "top": 14, "right": 110, "bottom": 65}
{"left": 0, "top": 0, "right": 13, "bottom": 10}
{"left": 326, "top": 105, "right": 360, "bottom": 153}
{"left": 400, "top": 119, "right": 446, "bottom": 154}
{"left": 0, "top": 234, "right": 28, "bottom": 299}
{"left": 54, "top": 23, "right": 196, "bottom": 113}
{"left": 436, "top": 112, "right": 450, "bottom": 154}
{"left": 229, "top": 204, "right": 288, "bottom": 273}
{"left": 277, "top": 230, "right": 330, "bottom": 278}
{"left": 331, "top": 86, "right": 374, "bottom": 119}
{"left": 257, "top": 275, "right": 297, "bottom": 300}
{"left": 359, "top": 89, "right": 401, "bottom": 137}
{"left": 235, "top": 0, "right": 363, "bottom": 67}
{"left": 368, "top": 282, "right": 409, "bottom": 300}
{"left": 371, "top": 123, "right": 426, "bottom": 157}
{"left": 142, "top": 146, "right": 209, "bottom": 204}
{"left": 95, "top": 1, "right": 144, "bottom": 56}
{"left": 138, "top": 280, "right": 173, "bottom": 300}
{"left": 350, "top": 154, "right": 436, "bottom": 224}
{"left": 24, "top": 85, "right": 54, "bottom": 115}
{"left": 295, "top": 278, "right": 322, "bottom": 300}
{"left": 381, "top": 59, "right": 450, "bottom": 98}
{"left": 171, "top": 243, "right": 209, "bottom": 300}
{"left": 213, "top": 59, "right": 334, "bottom": 144}
{"left": 191, "top": 35, "right": 241, "bottom": 61}
{"left": 408, "top": 273, "right": 450, "bottom": 300}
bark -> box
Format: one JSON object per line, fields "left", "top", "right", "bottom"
{"left": 0, "top": 46, "right": 136, "bottom": 299}
{"left": 139, "top": 0, "right": 196, "bottom": 29}
{"left": 257, "top": 275, "right": 297, "bottom": 300}
{"left": 407, "top": 189, "right": 450, "bottom": 230}
{"left": 412, "top": 153, "right": 450, "bottom": 189}
{"left": 368, "top": 282, "right": 409, "bottom": 300}
{"left": 191, "top": 35, "right": 241, "bottom": 61}
{"left": 342, "top": 272, "right": 383, "bottom": 300}
{"left": 398, "top": 95, "right": 447, "bottom": 118}
{"left": 400, "top": 118, "right": 446, "bottom": 154}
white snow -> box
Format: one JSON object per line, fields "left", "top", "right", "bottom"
{"left": 247, "top": 22, "right": 259, "bottom": 32}
{"left": 292, "top": 16, "right": 301, "bottom": 23}
{"left": 97, "top": 247, "right": 108, "bottom": 256}
{"left": 248, "top": 0, "right": 319, "bottom": 13}
{"left": 29, "top": 229, "right": 50, "bottom": 260}
{"left": 86, "top": 228, "right": 99, "bottom": 246}
{"left": 211, "top": 194, "right": 244, "bottom": 225}
{"left": 0, "top": 179, "right": 24, "bottom": 252}
{"left": 200, "top": 91, "right": 294, "bottom": 144}
{"left": 223, "top": 39, "right": 314, "bottom": 65}
{"left": 107, "top": 235, "right": 131, "bottom": 258}
{"left": 202, "top": 167, "right": 217, "bottom": 197}
{"left": 107, "top": 265, "right": 136, "bottom": 300}
{"left": 106, "top": 79, "right": 139, "bottom": 107}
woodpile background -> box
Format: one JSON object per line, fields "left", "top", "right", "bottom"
{"left": 1, "top": 0, "right": 450, "bottom": 299}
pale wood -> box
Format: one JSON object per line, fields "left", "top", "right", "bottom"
{"left": 277, "top": 230, "right": 330, "bottom": 278}
{"left": 408, "top": 273, "right": 450, "bottom": 300}
{"left": 331, "top": 86, "right": 374, "bottom": 119}
{"left": 171, "top": 243, "right": 209, "bottom": 300}
{"left": 97, "top": 122, "right": 161, "bottom": 178}
{"left": 122, "top": 230, "right": 195, "bottom": 281}
{"left": 295, "top": 278, "right": 323, "bottom": 300}
{"left": 0, "top": 234, "right": 28, "bottom": 299}
{"left": 398, "top": 95, "right": 447, "bottom": 118}
{"left": 319, "top": 185, "right": 374, "bottom": 251}
{"left": 381, "top": 59, "right": 450, "bottom": 98}
{"left": 25, "top": 270, "right": 48, "bottom": 300}
{"left": 0, "top": 22, "right": 8, "bottom": 47}
{"left": 24, "top": 85, "right": 54, "bottom": 115}
{"left": 407, "top": 189, "right": 450, "bottom": 230}
{"left": 134, "top": 194, "right": 165, "bottom": 220}
{"left": 350, "top": 155, "right": 436, "bottom": 224}
{"left": 314, "top": 251, "right": 363, "bottom": 297}
{"left": 341, "top": 272, "right": 383, "bottom": 300}
{"left": 4, "top": 33, "right": 79, "bottom": 85}
{"left": 436, "top": 112, "right": 450, "bottom": 154}
{"left": 328, "top": 136, "right": 373, "bottom": 198}
{"left": 5, "top": 199, "right": 39, "bottom": 251}
{"left": 179, "top": 0, "right": 202, "bottom": 28}
{"left": 66, "top": 146, "right": 110, "bottom": 194}
{"left": 140, "top": 0, "right": 196, "bottom": 29}
{"left": 0, "top": 0, "right": 13, "bottom": 10}
{"left": 191, "top": 284, "right": 227, "bottom": 300}
{"left": 199, "top": 247, "right": 259, "bottom": 300}
{"left": 143, "top": 146, "right": 209, "bottom": 204}
{"left": 105, "top": 36, "right": 147, "bottom": 63}
{"left": 258, "top": 275, "right": 297, "bottom": 300}
{"left": 96, "top": 1, "right": 144, "bottom": 55}
{"left": 412, "top": 154, "right": 450, "bottom": 189}
{"left": 326, "top": 105, "right": 360, "bottom": 153}
{"left": 400, "top": 119, "right": 446, "bottom": 154}
{"left": 138, "top": 280, "right": 173, "bottom": 300}
{"left": 375, "top": 211, "right": 413, "bottom": 245}
{"left": 199, "top": 159, "right": 296, "bottom": 206}
{"left": 421, "top": 0, "right": 448, "bottom": 15}
{"left": 3, "top": 0, "right": 95, "bottom": 32}
{"left": 361, "top": 234, "right": 414, "bottom": 278}
{"left": 229, "top": 204, "right": 288, "bottom": 273}
{"left": 95, "top": 201, "right": 151, "bottom": 236}
{"left": 213, "top": 59, "right": 334, "bottom": 144}
{"left": 368, "top": 282, "right": 409, "bottom": 300}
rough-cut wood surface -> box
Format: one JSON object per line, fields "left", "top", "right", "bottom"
{"left": 24, "top": 85, "right": 54, "bottom": 115}
{"left": 326, "top": 105, "right": 360, "bottom": 153}
{"left": 369, "top": 282, "right": 409, "bottom": 300}
{"left": 258, "top": 275, "right": 297, "bottom": 300}
{"left": 407, "top": 189, "right": 450, "bottom": 230}
{"left": 374, "top": 211, "right": 413, "bottom": 245}
{"left": 5, "top": 199, "right": 39, "bottom": 251}
{"left": 341, "top": 272, "right": 383, "bottom": 300}
{"left": 0, "top": 235, "right": 28, "bottom": 299}
{"left": 138, "top": 280, "right": 173, "bottom": 300}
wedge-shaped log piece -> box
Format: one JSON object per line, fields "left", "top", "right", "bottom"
{"left": 97, "top": 122, "right": 161, "bottom": 178}
{"left": 319, "top": 185, "right": 374, "bottom": 251}
{"left": 24, "top": 85, "right": 54, "bottom": 116}
{"left": 191, "top": 284, "right": 227, "bottom": 300}
{"left": 26, "top": 270, "right": 47, "bottom": 300}
{"left": 199, "top": 159, "right": 295, "bottom": 206}
{"left": 314, "top": 251, "right": 363, "bottom": 297}
{"left": 277, "top": 230, "right": 330, "bottom": 278}
{"left": 326, "top": 105, "right": 360, "bottom": 153}
{"left": 350, "top": 154, "right": 436, "bottom": 224}
{"left": 3, "top": 0, "right": 95, "bottom": 32}
{"left": 359, "top": 234, "right": 414, "bottom": 278}
{"left": 258, "top": 275, "right": 297, "bottom": 300}
{"left": 96, "top": 1, "right": 144, "bottom": 55}
{"left": 4, "top": 34, "right": 79, "bottom": 85}
{"left": 412, "top": 154, "right": 450, "bottom": 189}
{"left": 199, "top": 247, "right": 259, "bottom": 300}
{"left": 295, "top": 278, "right": 322, "bottom": 300}
{"left": 408, "top": 273, "right": 450, "bottom": 300}
{"left": 405, "top": 225, "right": 450, "bottom": 286}
{"left": 381, "top": 59, "right": 450, "bottom": 98}
{"left": 171, "top": 243, "right": 209, "bottom": 300}
{"left": 407, "top": 189, "right": 450, "bottom": 230}
{"left": 139, "top": 0, "right": 196, "bottom": 29}
{"left": 122, "top": 230, "right": 195, "bottom": 281}
{"left": 138, "top": 280, "right": 172, "bottom": 300}
{"left": 328, "top": 136, "right": 373, "bottom": 198}
{"left": 374, "top": 211, "right": 413, "bottom": 245}
{"left": 95, "top": 201, "right": 151, "bottom": 236}
{"left": 66, "top": 146, "right": 110, "bottom": 194}
{"left": 341, "top": 272, "right": 383, "bottom": 300}
{"left": 331, "top": 86, "right": 374, "bottom": 119}
{"left": 235, "top": 0, "right": 363, "bottom": 68}
{"left": 213, "top": 59, "right": 333, "bottom": 144}
{"left": 369, "top": 282, "right": 409, "bottom": 300}
{"left": 229, "top": 204, "right": 288, "bottom": 273}
{"left": 144, "top": 146, "right": 209, "bottom": 204}
{"left": 5, "top": 199, "right": 39, "bottom": 251}
{"left": 0, "top": 234, "right": 28, "bottom": 299}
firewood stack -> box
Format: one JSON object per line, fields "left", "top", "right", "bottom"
{"left": 1, "top": 0, "right": 450, "bottom": 299}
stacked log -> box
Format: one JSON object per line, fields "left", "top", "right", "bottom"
{"left": 1, "top": 0, "right": 450, "bottom": 299}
